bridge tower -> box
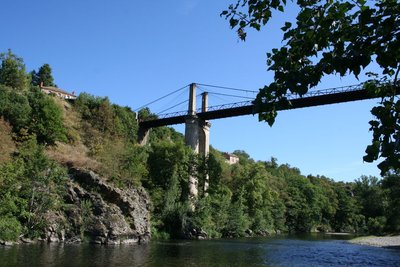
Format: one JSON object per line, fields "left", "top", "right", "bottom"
{"left": 199, "top": 92, "right": 210, "bottom": 193}
{"left": 185, "top": 83, "right": 210, "bottom": 200}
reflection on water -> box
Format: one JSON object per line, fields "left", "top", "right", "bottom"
{"left": 1, "top": 243, "right": 151, "bottom": 267}
{"left": 1, "top": 234, "right": 400, "bottom": 267}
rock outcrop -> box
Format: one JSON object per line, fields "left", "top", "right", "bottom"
{"left": 61, "top": 168, "right": 151, "bottom": 244}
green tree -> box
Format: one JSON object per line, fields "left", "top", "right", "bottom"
{"left": 0, "top": 137, "right": 68, "bottom": 239}
{"left": 146, "top": 141, "right": 192, "bottom": 238}
{"left": 284, "top": 175, "right": 318, "bottom": 232}
{"left": 222, "top": 0, "right": 400, "bottom": 174}
{"left": 232, "top": 162, "right": 274, "bottom": 233}
{"left": 97, "top": 139, "right": 148, "bottom": 188}
{"left": 74, "top": 93, "right": 103, "bottom": 120}
{"left": 204, "top": 151, "right": 224, "bottom": 193}
{"left": 0, "top": 85, "right": 31, "bottom": 132}
{"left": 381, "top": 174, "right": 400, "bottom": 232}
{"left": 331, "top": 182, "right": 364, "bottom": 232}
{"left": 112, "top": 104, "right": 138, "bottom": 143}
{"left": 31, "top": 63, "right": 55, "bottom": 87}
{"left": 17, "top": 138, "right": 67, "bottom": 236}
{"left": 308, "top": 175, "right": 338, "bottom": 232}
{"left": 0, "top": 49, "right": 29, "bottom": 90}
{"left": 192, "top": 185, "right": 232, "bottom": 238}
{"left": 27, "top": 88, "right": 67, "bottom": 144}
{"left": 138, "top": 107, "right": 158, "bottom": 121}
{"left": 94, "top": 97, "right": 114, "bottom": 134}
{"left": 354, "top": 176, "right": 386, "bottom": 220}
{"left": 224, "top": 190, "right": 250, "bottom": 237}
{"left": 0, "top": 217, "right": 22, "bottom": 241}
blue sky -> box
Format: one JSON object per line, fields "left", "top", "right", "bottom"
{"left": 1, "top": 0, "right": 382, "bottom": 181}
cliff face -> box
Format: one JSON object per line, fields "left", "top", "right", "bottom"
{"left": 45, "top": 168, "right": 151, "bottom": 245}
{"left": 0, "top": 87, "right": 154, "bottom": 244}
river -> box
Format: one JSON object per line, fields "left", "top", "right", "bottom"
{"left": 1, "top": 234, "right": 400, "bottom": 266}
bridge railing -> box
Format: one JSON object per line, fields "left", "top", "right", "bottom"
{"left": 145, "top": 83, "right": 367, "bottom": 121}
{"left": 285, "top": 83, "right": 363, "bottom": 100}
{"left": 155, "top": 110, "right": 188, "bottom": 119}
{"left": 202, "top": 101, "right": 253, "bottom": 113}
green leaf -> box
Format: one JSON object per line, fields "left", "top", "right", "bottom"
{"left": 281, "top": 22, "right": 292, "bottom": 31}
{"left": 369, "top": 120, "right": 380, "bottom": 128}
{"left": 220, "top": 10, "right": 229, "bottom": 16}
{"left": 229, "top": 18, "right": 238, "bottom": 28}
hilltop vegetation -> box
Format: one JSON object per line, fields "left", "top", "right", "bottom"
{"left": 0, "top": 50, "right": 399, "bottom": 242}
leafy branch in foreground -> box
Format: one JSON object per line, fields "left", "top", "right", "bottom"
{"left": 222, "top": 0, "right": 400, "bottom": 175}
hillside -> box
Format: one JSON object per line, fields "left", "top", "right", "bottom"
{"left": 0, "top": 85, "right": 153, "bottom": 244}
{"left": 0, "top": 51, "right": 399, "bottom": 243}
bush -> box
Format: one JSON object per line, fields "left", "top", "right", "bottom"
{"left": 0, "top": 119, "right": 16, "bottom": 164}
{"left": 27, "top": 88, "right": 67, "bottom": 144}
{"left": 367, "top": 217, "right": 387, "bottom": 235}
{"left": 0, "top": 85, "right": 31, "bottom": 131}
{"left": 0, "top": 49, "right": 29, "bottom": 91}
{"left": 0, "top": 216, "right": 22, "bottom": 241}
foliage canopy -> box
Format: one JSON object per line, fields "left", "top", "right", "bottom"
{"left": 0, "top": 49, "right": 29, "bottom": 91}
{"left": 31, "top": 63, "right": 55, "bottom": 87}
{"left": 1, "top": 49, "right": 399, "bottom": 241}
{"left": 222, "top": 0, "right": 400, "bottom": 175}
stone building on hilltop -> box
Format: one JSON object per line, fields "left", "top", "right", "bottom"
{"left": 223, "top": 152, "right": 239, "bottom": 165}
{"left": 40, "top": 83, "right": 77, "bottom": 100}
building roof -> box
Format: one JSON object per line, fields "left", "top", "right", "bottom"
{"left": 40, "top": 86, "right": 76, "bottom": 97}
{"left": 223, "top": 152, "right": 239, "bottom": 159}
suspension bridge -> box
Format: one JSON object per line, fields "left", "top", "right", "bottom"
{"left": 136, "top": 82, "right": 399, "bottom": 198}
{"left": 138, "top": 82, "right": 388, "bottom": 129}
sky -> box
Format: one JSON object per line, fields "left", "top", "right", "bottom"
{"left": 1, "top": 0, "right": 383, "bottom": 182}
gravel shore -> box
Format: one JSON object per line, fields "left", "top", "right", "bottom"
{"left": 349, "top": 235, "right": 400, "bottom": 248}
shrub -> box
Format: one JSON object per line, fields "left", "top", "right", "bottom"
{"left": 27, "top": 88, "right": 67, "bottom": 144}
{"left": 0, "top": 49, "right": 29, "bottom": 91}
{"left": 0, "top": 85, "right": 31, "bottom": 131}
{"left": 0, "top": 216, "right": 22, "bottom": 241}
{"left": 0, "top": 119, "right": 16, "bottom": 164}
{"left": 367, "top": 217, "right": 387, "bottom": 235}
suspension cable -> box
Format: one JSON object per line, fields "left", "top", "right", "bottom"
{"left": 134, "top": 84, "right": 189, "bottom": 111}
{"left": 155, "top": 87, "right": 189, "bottom": 114}
{"left": 157, "top": 93, "right": 203, "bottom": 115}
{"left": 157, "top": 99, "right": 189, "bottom": 115}
{"left": 208, "top": 92, "right": 255, "bottom": 100}
{"left": 197, "top": 83, "right": 258, "bottom": 93}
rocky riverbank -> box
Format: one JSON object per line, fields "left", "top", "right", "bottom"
{"left": 65, "top": 167, "right": 152, "bottom": 244}
{"left": 0, "top": 168, "right": 152, "bottom": 246}
{"left": 349, "top": 235, "right": 400, "bottom": 248}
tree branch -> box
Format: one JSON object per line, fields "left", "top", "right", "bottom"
{"left": 394, "top": 63, "right": 400, "bottom": 86}
{"left": 392, "top": 63, "right": 400, "bottom": 97}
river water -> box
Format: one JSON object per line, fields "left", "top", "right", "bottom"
{"left": 1, "top": 234, "right": 400, "bottom": 267}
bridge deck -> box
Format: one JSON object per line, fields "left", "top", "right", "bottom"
{"left": 139, "top": 87, "right": 398, "bottom": 129}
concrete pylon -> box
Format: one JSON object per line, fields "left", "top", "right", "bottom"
{"left": 185, "top": 117, "right": 199, "bottom": 153}
{"left": 185, "top": 83, "right": 199, "bottom": 200}
{"left": 185, "top": 84, "right": 211, "bottom": 200}
{"left": 199, "top": 92, "right": 210, "bottom": 193}
{"left": 185, "top": 83, "right": 199, "bottom": 153}
{"left": 138, "top": 127, "right": 150, "bottom": 146}
{"left": 201, "top": 92, "right": 208, "bottom": 113}
{"left": 188, "top": 83, "right": 196, "bottom": 116}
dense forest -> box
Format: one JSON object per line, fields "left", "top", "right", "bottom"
{"left": 0, "top": 50, "right": 399, "bottom": 242}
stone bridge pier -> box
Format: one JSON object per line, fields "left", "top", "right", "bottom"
{"left": 137, "top": 83, "right": 211, "bottom": 201}
{"left": 185, "top": 84, "right": 210, "bottom": 200}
